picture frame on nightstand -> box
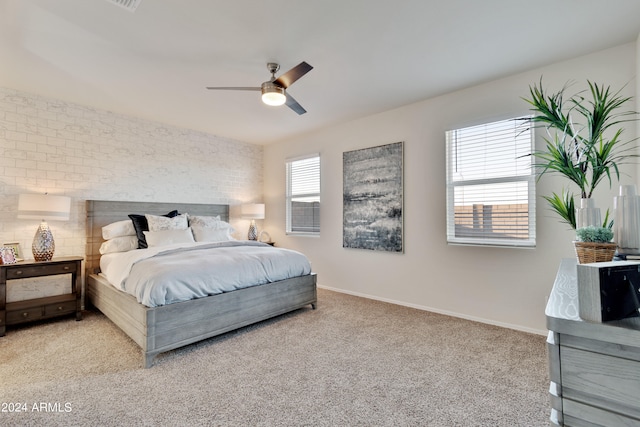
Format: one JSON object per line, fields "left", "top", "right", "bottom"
{"left": 3, "top": 242, "right": 22, "bottom": 261}
{"left": 0, "top": 246, "right": 17, "bottom": 264}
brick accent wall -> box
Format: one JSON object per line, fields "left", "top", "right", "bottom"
{"left": 0, "top": 87, "right": 263, "bottom": 259}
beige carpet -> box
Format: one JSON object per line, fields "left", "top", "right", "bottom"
{"left": 0, "top": 288, "right": 549, "bottom": 426}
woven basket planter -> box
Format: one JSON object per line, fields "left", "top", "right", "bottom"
{"left": 573, "top": 241, "right": 617, "bottom": 264}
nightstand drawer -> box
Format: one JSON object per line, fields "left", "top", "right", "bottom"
{"left": 6, "top": 263, "right": 77, "bottom": 279}
{"left": 7, "top": 307, "right": 43, "bottom": 324}
{"left": 44, "top": 300, "right": 76, "bottom": 316}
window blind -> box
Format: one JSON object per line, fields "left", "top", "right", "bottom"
{"left": 286, "top": 154, "right": 320, "bottom": 234}
{"left": 446, "top": 117, "right": 535, "bottom": 247}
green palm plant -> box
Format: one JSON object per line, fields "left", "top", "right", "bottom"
{"left": 523, "top": 79, "right": 639, "bottom": 228}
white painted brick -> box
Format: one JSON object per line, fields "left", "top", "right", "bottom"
{"left": 36, "top": 161, "right": 57, "bottom": 171}
{"left": 26, "top": 151, "right": 47, "bottom": 161}
{"left": 5, "top": 130, "right": 27, "bottom": 141}
{"left": 5, "top": 112, "right": 26, "bottom": 123}
{"left": 16, "top": 105, "right": 38, "bottom": 116}
{"left": 38, "top": 110, "right": 57, "bottom": 121}
{"left": 0, "top": 100, "right": 17, "bottom": 113}
{"left": 4, "top": 167, "right": 26, "bottom": 177}
{"left": 37, "top": 143, "right": 57, "bottom": 154}
{"left": 27, "top": 133, "right": 46, "bottom": 144}
{"left": 0, "top": 157, "right": 16, "bottom": 167}
{"left": 15, "top": 159, "right": 37, "bottom": 170}
{"left": 0, "top": 86, "right": 263, "bottom": 261}
{"left": 46, "top": 136, "right": 66, "bottom": 146}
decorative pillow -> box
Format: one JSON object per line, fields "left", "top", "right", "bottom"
{"left": 217, "top": 221, "right": 235, "bottom": 233}
{"left": 128, "top": 210, "right": 179, "bottom": 249}
{"left": 143, "top": 228, "right": 195, "bottom": 247}
{"left": 102, "top": 220, "right": 136, "bottom": 240}
{"left": 99, "top": 235, "right": 138, "bottom": 254}
{"left": 188, "top": 215, "right": 221, "bottom": 229}
{"left": 146, "top": 213, "right": 188, "bottom": 231}
{"left": 191, "top": 226, "right": 234, "bottom": 243}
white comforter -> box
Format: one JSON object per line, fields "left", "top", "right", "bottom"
{"left": 100, "top": 241, "right": 312, "bottom": 307}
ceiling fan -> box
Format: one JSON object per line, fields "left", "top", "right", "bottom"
{"left": 206, "top": 61, "right": 313, "bottom": 115}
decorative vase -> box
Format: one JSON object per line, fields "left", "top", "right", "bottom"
{"left": 614, "top": 184, "right": 640, "bottom": 255}
{"left": 576, "top": 198, "right": 601, "bottom": 229}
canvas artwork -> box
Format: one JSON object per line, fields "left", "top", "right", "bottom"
{"left": 343, "top": 141, "right": 403, "bottom": 252}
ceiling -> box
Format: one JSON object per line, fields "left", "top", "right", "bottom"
{"left": 2, "top": 0, "right": 640, "bottom": 145}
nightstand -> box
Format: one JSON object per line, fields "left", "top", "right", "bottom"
{"left": 0, "top": 256, "right": 83, "bottom": 336}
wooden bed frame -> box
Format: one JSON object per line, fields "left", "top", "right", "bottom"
{"left": 85, "top": 200, "right": 317, "bottom": 368}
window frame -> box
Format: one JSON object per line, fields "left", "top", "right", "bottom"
{"left": 285, "top": 153, "right": 321, "bottom": 236}
{"left": 445, "top": 116, "right": 536, "bottom": 248}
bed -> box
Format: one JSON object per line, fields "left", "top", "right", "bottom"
{"left": 85, "top": 200, "right": 317, "bottom": 368}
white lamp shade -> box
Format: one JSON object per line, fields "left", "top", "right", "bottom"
{"left": 18, "top": 194, "right": 71, "bottom": 221}
{"left": 241, "top": 203, "right": 265, "bottom": 219}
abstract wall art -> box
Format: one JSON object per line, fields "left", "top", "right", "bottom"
{"left": 343, "top": 141, "right": 403, "bottom": 252}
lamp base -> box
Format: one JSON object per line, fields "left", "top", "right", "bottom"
{"left": 32, "top": 221, "right": 55, "bottom": 261}
{"left": 248, "top": 220, "right": 258, "bottom": 241}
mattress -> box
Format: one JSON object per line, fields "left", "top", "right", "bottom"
{"left": 99, "top": 241, "right": 312, "bottom": 307}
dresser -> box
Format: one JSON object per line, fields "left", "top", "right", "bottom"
{"left": 0, "top": 256, "right": 83, "bottom": 336}
{"left": 546, "top": 258, "right": 640, "bottom": 426}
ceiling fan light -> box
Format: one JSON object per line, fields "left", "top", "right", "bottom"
{"left": 261, "top": 84, "right": 286, "bottom": 106}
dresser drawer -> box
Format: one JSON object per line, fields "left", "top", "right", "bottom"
{"left": 6, "top": 262, "right": 77, "bottom": 279}
{"left": 44, "top": 300, "right": 76, "bottom": 316}
{"left": 7, "top": 306, "right": 43, "bottom": 324}
{"left": 561, "top": 347, "right": 640, "bottom": 420}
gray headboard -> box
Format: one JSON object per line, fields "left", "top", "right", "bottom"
{"left": 85, "top": 200, "right": 229, "bottom": 275}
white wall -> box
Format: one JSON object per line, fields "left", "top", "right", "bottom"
{"left": 0, "top": 87, "right": 263, "bottom": 259}
{"left": 264, "top": 42, "right": 639, "bottom": 334}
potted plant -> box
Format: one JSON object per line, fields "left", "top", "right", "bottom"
{"left": 522, "top": 79, "right": 638, "bottom": 229}
{"left": 574, "top": 225, "right": 616, "bottom": 263}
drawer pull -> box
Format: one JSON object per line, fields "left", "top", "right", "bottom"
{"left": 15, "top": 270, "right": 23, "bottom": 276}
{"left": 22, "top": 312, "right": 29, "bottom": 318}
{"left": 57, "top": 306, "right": 63, "bottom": 311}
{"left": 63, "top": 266, "right": 70, "bottom": 270}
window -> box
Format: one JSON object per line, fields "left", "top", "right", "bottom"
{"left": 286, "top": 154, "right": 320, "bottom": 234}
{"left": 445, "top": 117, "right": 535, "bottom": 247}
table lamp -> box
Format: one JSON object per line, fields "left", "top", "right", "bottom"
{"left": 17, "top": 194, "right": 71, "bottom": 261}
{"left": 241, "top": 203, "right": 265, "bottom": 241}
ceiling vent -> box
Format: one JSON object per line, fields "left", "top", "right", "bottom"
{"left": 104, "top": 0, "right": 142, "bottom": 13}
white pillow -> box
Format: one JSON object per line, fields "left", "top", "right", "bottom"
{"left": 188, "top": 215, "right": 221, "bottom": 228}
{"left": 146, "top": 213, "right": 188, "bottom": 231}
{"left": 143, "top": 228, "right": 195, "bottom": 247}
{"left": 102, "top": 220, "right": 136, "bottom": 240}
{"left": 192, "top": 226, "right": 235, "bottom": 243}
{"left": 99, "top": 235, "right": 138, "bottom": 254}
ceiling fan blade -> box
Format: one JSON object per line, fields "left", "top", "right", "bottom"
{"left": 285, "top": 93, "right": 307, "bottom": 115}
{"left": 274, "top": 61, "right": 313, "bottom": 88}
{"left": 205, "top": 87, "right": 261, "bottom": 91}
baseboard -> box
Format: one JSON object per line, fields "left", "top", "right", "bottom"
{"left": 317, "top": 285, "right": 547, "bottom": 336}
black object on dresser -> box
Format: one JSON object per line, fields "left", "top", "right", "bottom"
{"left": 0, "top": 256, "right": 83, "bottom": 336}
